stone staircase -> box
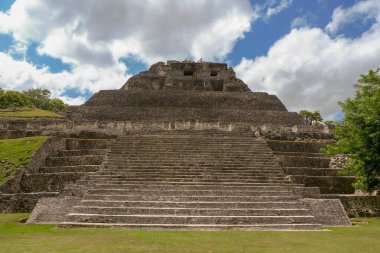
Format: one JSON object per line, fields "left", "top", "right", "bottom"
{"left": 267, "top": 140, "right": 356, "bottom": 194}
{"left": 0, "top": 138, "right": 111, "bottom": 213}
{"left": 60, "top": 133, "right": 322, "bottom": 230}
{"left": 21, "top": 139, "right": 111, "bottom": 193}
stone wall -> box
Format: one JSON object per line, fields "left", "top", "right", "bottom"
{"left": 323, "top": 194, "right": 380, "bottom": 217}
{"left": 1, "top": 116, "right": 333, "bottom": 142}
{"left": 83, "top": 90, "right": 287, "bottom": 110}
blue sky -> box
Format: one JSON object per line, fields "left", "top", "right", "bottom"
{"left": 0, "top": 0, "right": 379, "bottom": 119}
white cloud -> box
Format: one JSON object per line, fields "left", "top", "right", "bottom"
{"left": 326, "top": 0, "right": 380, "bottom": 34}
{"left": 60, "top": 96, "right": 86, "bottom": 106}
{"left": 291, "top": 16, "right": 309, "bottom": 28}
{"left": 235, "top": 4, "right": 380, "bottom": 120}
{"left": 0, "top": 0, "right": 255, "bottom": 104}
{"left": 0, "top": 52, "right": 129, "bottom": 100}
{"left": 265, "top": 0, "right": 293, "bottom": 19}
{"left": 0, "top": 0, "right": 254, "bottom": 65}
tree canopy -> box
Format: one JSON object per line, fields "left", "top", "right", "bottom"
{"left": 325, "top": 69, "right": 380, "bottom": 192}
{"left": 0, "top": 88, "right": 68, "bottom": 112}
{"left": 299, "top": 110, "right": 323, "bottom": 122}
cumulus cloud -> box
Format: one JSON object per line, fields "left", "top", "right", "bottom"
{"left": 0, "top": 52, "right": 129, "bottom": 98}
{"left": 235, "top": 0, "right": 380, "bottom": 119}
{"left": 0, "top": 0, "right": 256, "bottom": 104}
{"left": 0, "top": 0, "right": 254, "bottom": 65}
{"left": 326, "top": 0, "right": 380, "bottom": 34}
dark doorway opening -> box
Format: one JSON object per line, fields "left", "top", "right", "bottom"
{"left": 184, "top": 70, "right": 194, "bottom": 76}
{"left": 210, "top": 71, "right": 218, "bottom": 77}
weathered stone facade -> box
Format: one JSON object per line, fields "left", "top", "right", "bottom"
{"left": 1, "top": 60, "right": 377, "bottom": 229}
{"left": 121, "top": 61, "right": 249, "bottom": 92}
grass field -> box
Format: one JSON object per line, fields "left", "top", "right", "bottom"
{"left": 0, "top": 136, "right": 48, "bottom": 184}
{"left": 0, "top": 107, "right": 61, "bottom": 118}
{"left": 0, "top": 214, "right": 379, "bottom": 253}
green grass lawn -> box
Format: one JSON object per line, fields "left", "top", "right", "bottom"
{"left": 0, "top": 107, "right": 62, "bottom": 118}
{"left": 0, "top": 214, "right": 379, "bottom": 253}
{"left": 0, "top": 136, "right": 48, "bottom": 184}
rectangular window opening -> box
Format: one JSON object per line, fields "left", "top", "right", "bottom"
{"left": 210, "top": 71, "right": 218, "bottom": 77}
{"left": 184, "top": 70, "right": 194, "bottom": 76}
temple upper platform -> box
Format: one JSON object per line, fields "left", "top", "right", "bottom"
{"left": 121, "top": 60, "right": 250, "bottom": 92}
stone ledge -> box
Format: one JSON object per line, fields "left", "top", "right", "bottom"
{"left": 301, "top": 198, "right": 351, "bottom": 226}
{"left": 322, "top": 194, "right": 380, "bottom": 218}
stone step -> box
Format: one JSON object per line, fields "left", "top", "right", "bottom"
{"left": 65, "top": 139, "right": 112, "bottom": 150}
{"left": 103, "top": 165, "right": 281, "bottom": 170}
{"left": 96, "top": 171, "right": 284, "bottom": 177}
{"left": 83, "top": 194, "right": 298, "bottom": 202}
{"left": 283, "top": 167, "right": 341, "bottom": 176}
{"left": 266, "top": 140, "right": 327, "bottom": 153}
{"left": 79, "top": 200, "right": 304, "bottom": 209}
{"left": 65, "top": 213, "right": 317, "bottom": 225}
{"left": 113, "top": 139, "right": 264, "bottom": 143}
{"left": 107, "top": 155, "right": 276, "bottom": 160}
{"left": 58, "top": 149, "right": 108, "bottom": 156}
{"left": 99, "top": 168, "right": 283, "bottom": 173}
{"left": 112, "top": 140, "right": 268, "bottom": 145}
{"left": 273, "top": 151, "right": 325, "bottom": 157}
{"left": 40, "top": 165, "right": 101, "bottom": 173}
{"left": 86, "top": 177, "right": 290, "bottom": 183}
{"left": 110, "top": 144, "right": 270, "bottom": 148}
{"left": 105, "top": 158, "right": 278, "bottom": 164}
{"left": 82, "top": 183, "right": 303, "bottom": 191}
{"left": 90, "top": 174, "right": 286, "bottom": 181}
{"left": 86, "top": 188, "right": 294, "bottom": 196}
{"left": 110, "top": 148, "right": 272, "bottom": 152}
{"left": 109, "top": 150, "right": 273, "bottom": 155}
{"left": 99, "top": 168, "right": 282, "bottom": 173}
{"left": 46, "top": 155, "right": 105, "bottom": 167}
{"left": 77, "top": 180, "right": 295, "bottom": 187}
{"left": 289, "top": 175, "right": 356, "bottom": 194}
{"left": 102, "top": 164, "right": 282, "bottom": 169}
{"left": 71, "top": 206, "right": 311, "bottom": 216}
{"left": 59, "top": 222, "right": 322, "bottom": 230}
{"left": 280, "top": 156, "right": 330, "bottom": 168}
{"left": 104, "top": 162, "right": 279, "bottom": 167}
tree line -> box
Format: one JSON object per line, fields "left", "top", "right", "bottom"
{"left": 0, "top": 88, "right": 68, "bottom": 112}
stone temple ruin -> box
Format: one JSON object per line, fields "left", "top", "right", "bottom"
{"left": 1, "top": 60, "right": 378, "bottom": 229}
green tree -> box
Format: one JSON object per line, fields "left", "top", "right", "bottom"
{"left": 23, "top": 88, "right": 68, "bottom": 112}
{"left": 23, "top": 88, "right": 51, "bottom": 110}
{"left": 0, "top": 88, "right": 32, "bottom": 108}
{"left": 325, "top": 69, "right": 380, "bottom": 192}
{"left": 48, "top": 98, "right": 68, "bottom": 112}
{"left": 299, "top": 110, "right": 323, "bottom": 122}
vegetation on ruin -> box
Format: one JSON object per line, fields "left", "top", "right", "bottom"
{"left": 0, "top": 107, "right": 62, "bottom": 118}
{"left": 0, "top": 136, "right": 48, "bottom": 184}
{"left": 325, "top": 69, "right": 380, "bottom": 192}
{"left": 299, "top": 110, "right": 323, "bottom": 122}
{"left": 0, "top": 214, "right": 379, "bottom": 253}
{"left": 0, "top": 88, "right": 68, "bottom": 112}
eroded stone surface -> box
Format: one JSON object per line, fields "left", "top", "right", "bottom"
{"left": 121, "top": 61, "right": 250, "bottom": 92}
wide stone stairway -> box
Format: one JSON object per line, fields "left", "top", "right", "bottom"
{"left": 61, "top": 133, "right": 322, "bottom": 230}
